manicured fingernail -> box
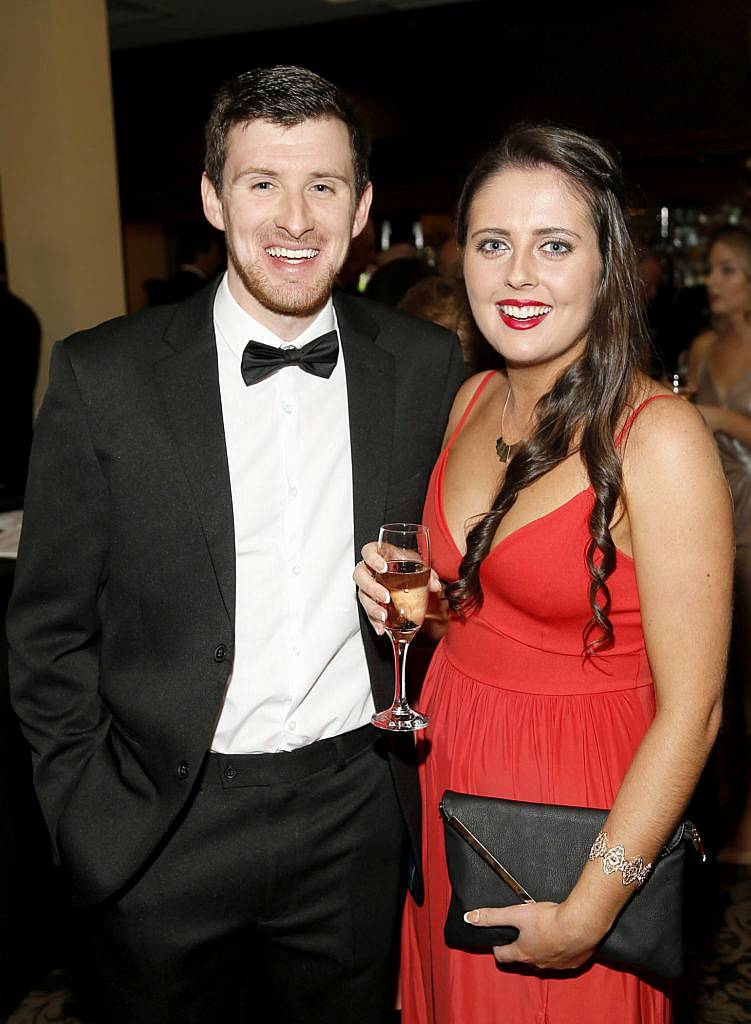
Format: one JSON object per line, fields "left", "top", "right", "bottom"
{"left": 380, "top": 609, "right": 386, "bottom": 622}
{"left": 464, "top": 911, "right": 479, "bottom": 924}
{"left": 382, "top": 592, "right": 390, "bottom": 604}
{"left": 377, "top": 558, "right": 388, "bottom": 571}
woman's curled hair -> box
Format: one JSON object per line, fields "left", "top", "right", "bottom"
{"left": 446, "top": 124, "right": 650, "bottom": 652}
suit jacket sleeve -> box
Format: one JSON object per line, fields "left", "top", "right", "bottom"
{"left": 7, "top": 339, "right": 111, "bottom": 861}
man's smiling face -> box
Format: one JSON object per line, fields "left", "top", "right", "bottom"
{"left": 202, "top": 117, "right": 372, "bottom": 336}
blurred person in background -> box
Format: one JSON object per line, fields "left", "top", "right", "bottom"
{"left": 689, "top": 224, "right": 751, "bottom": 863}
{"left": 637, "top": 249, "right": 672, "bottom": 377}
{"left": 436, "top": 235, "right": 462, "bottom": 279}
{"left": 146, "top": 223, "right": 225, "bottom": 305}
{"left": 399, "top": 275, "right": 502, "bottom": 375}
{"left": 0, "top": 246, "right": 40, "bottom": 504}
{"left": 364, "top": 254, "right": 437, "bottom": 307}
{"left": 337, "top": 215, "right": 377, "bottom": 293}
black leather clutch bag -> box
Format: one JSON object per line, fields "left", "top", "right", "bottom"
{"left": 440, "top": 790, "right": 703, "bottom": 978}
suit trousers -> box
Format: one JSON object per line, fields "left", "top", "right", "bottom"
{"left": 87, "top": 725, "right": 407, "bottom": 1024}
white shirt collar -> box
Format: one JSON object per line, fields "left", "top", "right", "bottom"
{"left": 214, "top": 272, "right": 336, "bottom": 362}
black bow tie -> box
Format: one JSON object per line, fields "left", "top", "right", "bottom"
{"left": 240, "top": 330, "right": 339, "bottom": 386}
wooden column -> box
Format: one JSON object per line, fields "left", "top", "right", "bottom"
{"left": 0, "top": 0, "right": 126, "bottom": 406}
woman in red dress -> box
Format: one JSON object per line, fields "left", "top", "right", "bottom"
{"left": 356, "top": 125, "right": 732, "bottom": 1023}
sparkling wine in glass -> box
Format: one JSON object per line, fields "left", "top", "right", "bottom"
{"left": 371, "top": 523, "right": 431, "bottom": 732}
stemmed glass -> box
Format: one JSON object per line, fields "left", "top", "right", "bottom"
{"left": 371, "top": 523, "right": 431, "bottom": 732}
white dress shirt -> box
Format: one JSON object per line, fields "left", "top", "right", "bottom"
{"left": 211, "top": 274, "right": 374, "bottom": 753}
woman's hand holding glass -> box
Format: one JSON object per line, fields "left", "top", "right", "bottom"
{"left": 354, "top": 524, "right": 445, "bottom": 732}
{"left": 354, "top": 542, "right": 446, "bottom": 638}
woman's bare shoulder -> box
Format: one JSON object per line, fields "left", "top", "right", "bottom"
{"left": 620, "top": 385, "right": 733, "bottom": 564}
{"left": 621, "top": 382, "right": 725, "bottom": 493}
{"left": 626, "top": 378, "right": 709, "bottom": 439}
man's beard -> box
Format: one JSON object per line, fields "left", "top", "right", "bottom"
{"left": 227, "top": 237, "right": 340, "bottom": 319}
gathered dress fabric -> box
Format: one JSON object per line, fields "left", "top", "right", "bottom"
{"left": 401, "top": 373, "right": 672, "bottom": 1023}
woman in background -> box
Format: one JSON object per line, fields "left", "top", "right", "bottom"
{"left": 398, "top": 275, "right": 503, "bottom": 375}
{"left": 689, "top": 226, "right": 751, "bottom": 863}
{"left": 356, "top": 125, "right": 732, "bottom": 1022}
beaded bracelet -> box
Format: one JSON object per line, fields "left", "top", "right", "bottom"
{"left": 588, "top": 831, "right": 652, "bottom": 888}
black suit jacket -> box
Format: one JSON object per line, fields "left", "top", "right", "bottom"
{"left": 7, "top": 282, "right": 465, "bottom": 907}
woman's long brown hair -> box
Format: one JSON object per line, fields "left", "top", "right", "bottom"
{"left": 446, "top": 125, "right": 650, "bottom": 652}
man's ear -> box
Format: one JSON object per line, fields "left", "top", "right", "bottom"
{"left": 351, "top": 181, "right": 373, "bottom": 240}
{"left": 201, "top": 173, "right": 225, "bottom": 232}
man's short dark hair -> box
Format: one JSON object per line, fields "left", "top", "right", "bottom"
{"left": 204, "top": 65, "right": 370, "bottom": 199}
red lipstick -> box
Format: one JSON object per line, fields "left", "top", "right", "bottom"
{"left": 496, "top": 299, "right": 552, "bottom": 331}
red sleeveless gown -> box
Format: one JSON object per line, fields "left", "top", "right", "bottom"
{"left": 401, "top": 373, "right": 672, "bottom": 1023}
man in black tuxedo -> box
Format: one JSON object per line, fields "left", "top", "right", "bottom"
{"left": 7, "top": 66, "right": 464, "bottom": 1022}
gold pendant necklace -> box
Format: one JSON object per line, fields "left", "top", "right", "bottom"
{"left": 495, "top": 387, "right": 523, "bottom": 464}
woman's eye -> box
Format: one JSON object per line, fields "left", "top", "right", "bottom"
{"left": 541, "top": 240, "right": 571, "bottom": 256}
{"left": 478, "top": 239, "right": 508, "bottom": 254}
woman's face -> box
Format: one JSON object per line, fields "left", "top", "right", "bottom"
{"left": 706, "top": 241, "right": 751, "bottom": 318}
{"left": 462, "top": 165, "right": 602, "bottom": 373}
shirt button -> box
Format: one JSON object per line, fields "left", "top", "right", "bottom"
{"left": 289, "top": 486, "right": 298, "bottom": 498}
{"left": 282, "top": 402, "right": 293, "bottom": 414}
{"left": 288, "top": 721, "right": 297, "bottom": 732}
{"left": 177, "top": 760, "right": 190, "bottom": 780}
{"left": 293, "top": 645, "right": 301, "bottom": 656}
{"left": 213, "top": 644, "right": 228, "bottom": 663}
{"left": 292, "top": 565, "right": 301, "bottom": 576}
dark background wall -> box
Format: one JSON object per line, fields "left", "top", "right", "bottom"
{"left": 110, "top": 0, "right": 751, "bottom": 227}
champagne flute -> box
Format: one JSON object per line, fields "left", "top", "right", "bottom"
{"left": 371, "top": 523, "right": 431, "bottom": 732}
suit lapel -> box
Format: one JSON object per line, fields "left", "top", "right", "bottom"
{"left": 152, "top": 287, "right": 392, "bottom": 631}
{"left": 154, "top": 283, "right": 235, "bottom": 626}
{"left": 334, "top": 291, "right": 395, "bottom": 560}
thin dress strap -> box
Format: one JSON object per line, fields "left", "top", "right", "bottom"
{"left": 614, "top": 393, "right": 679, "bottom": 447}
{"left": 444, "top": 371, "right": 499, "bottom": 452}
